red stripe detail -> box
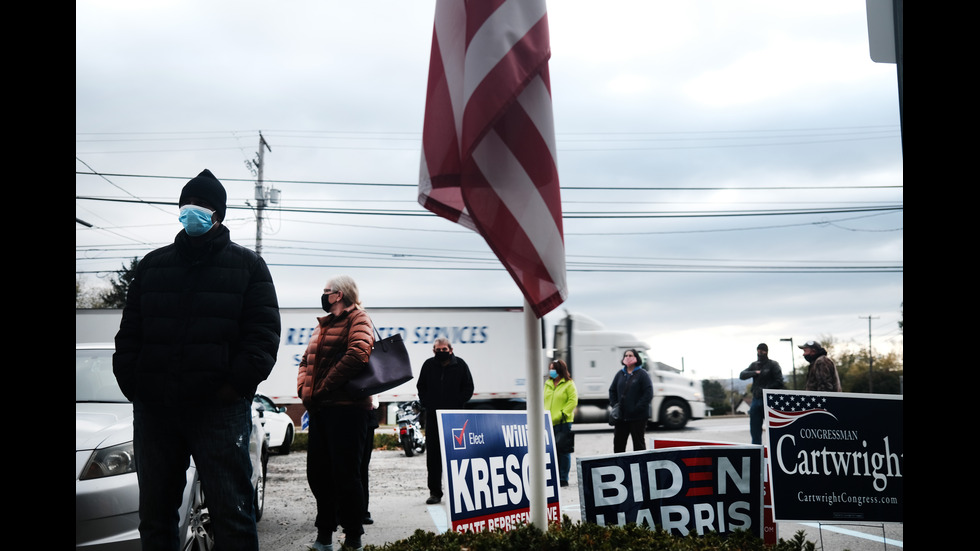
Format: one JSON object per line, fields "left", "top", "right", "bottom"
{"left": 462, "top": 16, "right": 551, "bottom": 156}
{"left": 419, "top": 0, "right": 566, "bottom": 317}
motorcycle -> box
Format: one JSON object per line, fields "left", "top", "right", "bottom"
{"left": 395, "top": 400, "right": 426, "bottom": 457}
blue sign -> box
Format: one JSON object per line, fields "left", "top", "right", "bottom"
{"left": 764, "top": 390, "right": 903, "bottom": 523}
{"left": 578, "top": 446, "right": 765, "bottom": 537}
{"left": 437, "top": 410, "right": 561, "bottom": 533}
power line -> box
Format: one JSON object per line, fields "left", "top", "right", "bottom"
{"left": 76, "top": 170, "right": 902, "bottom": 191}
{"left": 75, "top": 125, "right": 901, "bottom": 153}
{"left": 75, "top": 195, "right": 902, "bottom": 219}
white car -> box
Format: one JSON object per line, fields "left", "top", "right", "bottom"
{"left": 253, "top": 393, "right": 295, "bottom": 454}
{"left": 76, "top": 343, "right": 268, "bottom": 551}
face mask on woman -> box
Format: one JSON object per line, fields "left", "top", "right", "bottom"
{"left": 549, "top": 369, "right": 558, "bottom": 379}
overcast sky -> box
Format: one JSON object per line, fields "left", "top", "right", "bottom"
{"left": 75, "top": 0, "right": 903, "bottom": 382}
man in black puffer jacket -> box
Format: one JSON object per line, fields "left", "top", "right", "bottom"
{"left": 416, "top": 338, "right": 474, "bottom": 505}
{"left": 114, "top": 169, "right": 281, "bottom": 551}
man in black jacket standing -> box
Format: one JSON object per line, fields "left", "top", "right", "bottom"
{"left": 416, "top": 337, "right": 474, "bottom": 504}
{"left": 739, "top": 343, "right": 785, "bottom": 445}
{"left": 113, "top": 169, "right": 281, "bottom": 551}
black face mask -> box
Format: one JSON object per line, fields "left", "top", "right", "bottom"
{"left": 757, "top": 353, "right": 768, "bottom": 363}
{"left": 321, "top": 294, "right": 331, "bottom": 312}
{"left": 435, "top": 351, "right": 452, "bottom": 362}
{"left": 803, "top": 353, "right": 817, "bottom": 363}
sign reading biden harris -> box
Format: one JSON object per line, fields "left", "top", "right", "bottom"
{"left": 763, "top": 390, "right": 903, "bottom": 523}
{"left": 437, "top": 410, "right": 561, "bottom": 533}
{"left": 578, "top": 446, "right": 765, "bottom": 537}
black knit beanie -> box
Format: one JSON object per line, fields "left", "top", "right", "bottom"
{"left": 179, "top": 169, "right": 227, "bottom": 221}
{"left": 757, "top": 343, "right": 768, "bottom": 352}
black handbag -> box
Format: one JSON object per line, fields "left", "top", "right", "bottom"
{"left": 608, "top": 403, "right": 620, "bottom": 426}
{"left": 345, "top": 324, "right": 414, "bottom": 399}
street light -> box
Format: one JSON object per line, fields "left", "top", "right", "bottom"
{"left": 779, "top": 338, "right": 796, "bottom": 389}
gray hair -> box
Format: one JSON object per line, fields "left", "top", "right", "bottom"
{"left": 433, "top": 337, "right": 452, "bottom": 348}
{"left": 327, "top": 275, "right": 363, "bottom": 310}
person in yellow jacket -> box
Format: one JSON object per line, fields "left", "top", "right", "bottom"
{"left": 544, "top": 359, "right": 578, "bottom": 487}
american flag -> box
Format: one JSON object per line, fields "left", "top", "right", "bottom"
{"left": 765, "top": 392, "right": 838, "bottom": 428}
{"left": 419, "top": 0, "right": 567, "bottom": 318}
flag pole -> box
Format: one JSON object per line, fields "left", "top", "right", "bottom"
{"left": 525, "top": 298, "right": 547, "bottom": 529}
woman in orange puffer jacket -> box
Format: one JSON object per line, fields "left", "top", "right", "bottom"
{"left": 296, "top": 275, "right": 374, "bottom": 551}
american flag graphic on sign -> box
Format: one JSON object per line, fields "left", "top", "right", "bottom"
{"left": 765, "top": 392, "right": 839, "bottom": 428}
{"left": 419, "top": 0, "right": 567, "bottom": 318}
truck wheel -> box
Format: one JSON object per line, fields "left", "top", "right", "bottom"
{"left": 659, "top": 399, "right": 690, "bottom": 430}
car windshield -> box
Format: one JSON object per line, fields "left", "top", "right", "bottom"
{"left": 76, "top": 348, "right": 129, "bottom": 403}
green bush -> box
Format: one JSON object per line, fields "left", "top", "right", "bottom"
{"left": 291, "top": 430, "right": 309, "bottom": 451}
{"left": 362, "top": 518, "right": 816, "bottom": 550}
{"left": 289, "top": 431, "right": 401, "bottom": 453}
{"left": 374, "top": 432, "right": 401, "bottom": 450}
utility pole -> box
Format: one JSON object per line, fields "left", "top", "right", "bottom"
{"left": 730, "top": 370, "right": 735, "bottom": 415}
{"left": 249, "top": 132, "right": 278, "bottom": 257}
{"left": 779, "top": 337, "right": 796, "bottom": 389}
{"left": 860, "top": 315, "right": 879, "bottom": 392}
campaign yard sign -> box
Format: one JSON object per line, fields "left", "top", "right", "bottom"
{"left": 578, "top": 445, "right": 765, "bottom": 538}
{"left": 437, "top": 410, "right": 561, "bottom": 533}
{"left": 653, "top": 438, "right": 776, "bottom": 546}
{"left": 764, "top": 390, "right": 903, "bottom": 523}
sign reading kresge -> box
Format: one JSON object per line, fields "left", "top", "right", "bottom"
{"left": 437, "top": 410, "right": 562, "bottom": 533}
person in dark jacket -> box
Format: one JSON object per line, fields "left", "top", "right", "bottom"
{"left": 608, "top": 349, "right": 654, "bottom": 453}
{"left": 739, "top": 343, "right": 785, "bottom": 445}
{"left": 800, "top": 340, "right": 842, "bottom": 392}
{"left": 113, "top": 169, "right": 281, "bottom": 551}
{"left": 416, "top": 338, "right": 474, "bottom": 504}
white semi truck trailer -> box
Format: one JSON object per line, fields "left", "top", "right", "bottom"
{"left": 76, "top": 307, "right": 705, "bottom": 428}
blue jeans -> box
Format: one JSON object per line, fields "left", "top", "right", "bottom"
{"left": 749, "top": 398, "right": 764, "bottom": 445}
{"left": 134, "top": 399, "right": 257, "bottom": 551}
{"left": 553, "top": 422, "right": 572, "bottom": 484}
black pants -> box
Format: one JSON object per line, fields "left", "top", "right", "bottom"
{"left": 307, "top": 405, "right": 370, "bottom": 538}
{"left": 613, "top": 419, "right": 647, "bottom": 453}
{"left": 424, "top": 412, "right": 442, "bottom": 497}
{"left": 362, "top": 411, "right": 379, "bottom": 515}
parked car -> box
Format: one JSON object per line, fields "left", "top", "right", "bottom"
{"left": 76, "top": 343, "right": 268, "bottom": 551}
{"left": 253, "top": 392, "right": 295, "bottom": 454}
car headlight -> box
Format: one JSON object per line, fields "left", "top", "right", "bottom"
{"left": 80, "top": 441, "right": 137, "bottom": 480}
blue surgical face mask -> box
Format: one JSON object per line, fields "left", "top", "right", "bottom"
{"left": 179, "top": 205, "right": 214, "bottom": 236}
{"left": 549, "top": 369, "right": 558, "bottom": 379}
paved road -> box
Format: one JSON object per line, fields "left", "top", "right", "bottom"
{"left": 259, "top": 417, "right": 903, "bottom": 550}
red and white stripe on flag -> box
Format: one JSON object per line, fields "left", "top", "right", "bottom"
{"left": 418, "top": 0, "right": 567, "bottom": 318}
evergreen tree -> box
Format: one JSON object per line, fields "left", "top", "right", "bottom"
{"left": 97, "top": 257, "right": 139, "bottom": 308}
{"left": 702, "top": 379, "right": 725, "bottom": 414}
